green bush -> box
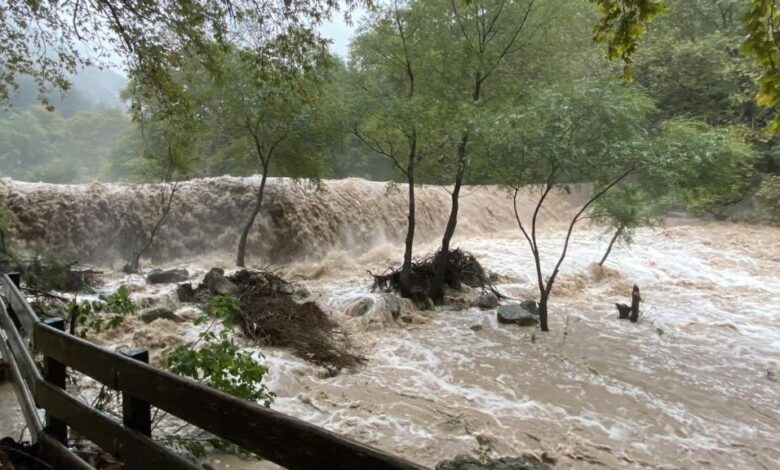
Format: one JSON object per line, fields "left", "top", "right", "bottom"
{"left": 757, "top": 175, "right": 780, "bottom": 225}
{"left": 165, "top": 294, "right": 275, "bottom": 406}
{"left": 69, "top": 285, "right": 136, "bottom": 336}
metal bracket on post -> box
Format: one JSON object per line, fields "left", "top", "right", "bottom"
{"left": 42, "top": 317, "right": 68, "bottom": 443}
{"left": 120, "top": 347, "right": 151, "bottom": 436}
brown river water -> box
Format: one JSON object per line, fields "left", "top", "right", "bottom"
{"left": 1, "top": 177, "right": 778, "bottom": 469}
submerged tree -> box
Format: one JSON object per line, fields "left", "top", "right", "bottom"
{"left": 118, "top": 91, "right": 195, "bottom": 272}
{"left": 348, "top": 1, "right": 428, "bottom": 297}
{"left": 221, "top": 55, "right": 327, "bottom": 267}
{"left": 422, "top": 0, "right": 549, "bottom": 304}
{"left": 591, "top": 186, "right": 665, "bottom": 266}
{"left": 491, "top": 80, "right": 656, "bottom": 331}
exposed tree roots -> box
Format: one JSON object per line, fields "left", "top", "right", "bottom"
{"left": 227, "top": 270, "right": 364, "bottom": 375}
{"left": 371, "top": 249, "right": 500, "bottom": 303}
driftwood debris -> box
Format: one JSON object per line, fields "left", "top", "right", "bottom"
{"left": 371, "top": 249, "right": 501, "bottom": 306}
{"left": 229, "top": 270, "right": 364, "bottom": 374}
{"left": 616, "top": 284, "right": 641, "bottom": 322}
{"left": 20, "top": 257, "right": 102, "bottom": 293}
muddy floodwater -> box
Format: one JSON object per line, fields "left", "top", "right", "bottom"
{"left": 224, "top": 221, "right": 778, "bottom": 469}
{"left": 1, "top": 177, "right": 778, "bottom": 469}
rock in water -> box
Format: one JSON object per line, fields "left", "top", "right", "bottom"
{"left": 616, "top": 303, "right": 631, "bottom": 319}
{"left": 345, "top": 298, "right": 373, "bottom": 317}
{"left": 520, "top": 299, "right": 539, "bottom": 315}
{"left": 476, "top": 292, "right": 499, "bottom": 309}
{"left": 497, "top": 305, "right": 539, "bottom": 326}
{"left": 146, "top": 268, "right": 188, "bottom": 284}
{"left": 139, "top": 307, "right": 182, "bottom": 324}
{"left": 203, "top": 268, "right": 238, "bottom": 295}
{"left": 177, "top": 283, "right": 197, "bottom": 303}
{"left": 410, "top": 292, "right": 435, "bottom": 311}
{"left": 436, "top": 454, "right": 550, "bottom": 470}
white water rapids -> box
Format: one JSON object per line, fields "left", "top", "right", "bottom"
{"left": 1, "top": 177, "right": 778, "bottom": 468}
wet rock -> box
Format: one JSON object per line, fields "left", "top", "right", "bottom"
{"left": 476, "top": 292, "right": 499, "bottom": 309}
{"left": 400, "top": 312, "right": 429, "bottom": 325}
{"left": 292, "top": 285, "right": 310, "bottom": 300}
{"left": 146, "top": 268, "right": 188, "bottom": 284}
{"left": 385, "top": 294, "right": 403, "bottom": 319}
{"left": 497, "top": 305, "right": 539, "bottom": 326}
{"left": 436, "top": 455, "right": 550, "bottom": 470}
{"left": 175, "top": 305, "right": 202, "bottom": 322}
{"left": 203, "top": 268, "right": 237, "bottom": 295}
{"left": 411, "top": 292, "right": 434, "bottom": 311}
{"left": 349, "top": 294, "right": 418, "bottom": 331}
{"left": 139, "top": 307, "right": 182, "bottom": 324}
{"left": 470, "top": 324, "right": 483, "bottom": 332}
{"left": 346, "top": 298, "right": 373, "bottom": 317}
{"left": 176, "top": 283, "right": 197, "bottom": 303}
{"left": 616, "top": 303, "right": 631, "bottom": 319}
{"left": 520, "top": 300, "right": 539, "bottom": 315}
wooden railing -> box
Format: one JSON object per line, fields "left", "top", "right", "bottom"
{"left": 0, "top": 273, "right": 425, "bottom": 470}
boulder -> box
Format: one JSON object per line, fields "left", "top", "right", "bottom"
{"left": 497, "top": 305, "right": 539, "bottom": 326}
{"left": 476, "top": 292, "right": 499, "bottom": 309}
{"left": 176, "top": 283, "right": 198, "bottom": 303}
{"left": 139, "top": 307, "right": 182, "bottom": 324}
{"left": 520, "top": 300, "right": 539, "bottom": 315}
{"left": 146, "top": 268, "right": 188, "bottom": 284}
{"left": 203, "top": 268, "right": 237, "bottom": 295}
{"left": 436, "top": 454, "right": 550, "bottom": 470}
{"left": 345, "top": 298, "right": 373, "bottom": 317}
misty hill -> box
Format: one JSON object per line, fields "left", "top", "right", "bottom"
{"left": 6, "top": 67, "right": 128, "bottom": 117}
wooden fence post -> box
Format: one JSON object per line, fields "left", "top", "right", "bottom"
{"left": 42, "top": 317, "right": 68, "bottom": 443}
{"left": 6, "top": 272, "right": 22, "bottom": 330}
{"left": 8, "top": 272, "right": 21, "bottom": 288}
{"left": 121, "top": 347, "right": 152, "bottom": 436}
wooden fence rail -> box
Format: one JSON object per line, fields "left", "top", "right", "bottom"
{"left": 0, "top": 273, "right": 426, "bottom": 470}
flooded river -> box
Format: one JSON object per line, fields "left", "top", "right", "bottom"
{"left": 1, "top": 177, "right": 778, "bottom": 468}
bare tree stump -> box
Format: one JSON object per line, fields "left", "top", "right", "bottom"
{"left": 629, "top": 285, "right": 641, "bottom": 323}
{"left": 616, "top": 284, "right": 641, "bottom": 321}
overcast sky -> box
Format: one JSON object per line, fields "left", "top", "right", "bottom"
{"left": 320, "top": 8, "right": 366, "bottom": 57}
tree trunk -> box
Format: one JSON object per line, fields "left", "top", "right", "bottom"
{"left": 629, "top": 284, "right": 641, "bottom": 323}
{"left": 538, "top": 289, "right": 550, "bottom": 332}
{"left": 236, "top": 171, "right": 268, "bottom": 268}
{"left": 599, "top": 225, "right": 624, "bottom": 267}
{"left": 123, "top": 183, "right": 177, "bottom": 274}
{"left": 399, "top": 156, "right": 416, "bottom": 298}
{"left": 429, "top": 147, "right": 466, "bottom": 303}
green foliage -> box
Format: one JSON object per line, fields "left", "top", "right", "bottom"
{"left": 166, "top": 294, "right": 274, "bottom": 406}
{"left": 743, "top": 0, "right": 780, "bottom": 131}
{"left": 0, "top": 209, "right": 11, "bottom": 257}
{"left": 590, "top": 0, "right": 669, "bottom": 78}
{"left": 756, "top": 175, "right": 780, "bottom": 223}
{"left": 70, "top": 286, "right": 136, "bottom": 336}
{"left": 0, "top": 0, "right": 353, "bottom": 118}
{"left": 654, "top": 119, "right": 756, "bottom": 211}
{"left": 486, "top": 79, "right": 656, "bottom": 187}
{"left": 0, "top": 106, "right": 130, "bottom": 182}
{"left": 592, "top": 185, "right": 666, "bottom": 244}
{"left": 632, "top": 0, "right": 760, "bottom": 127}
